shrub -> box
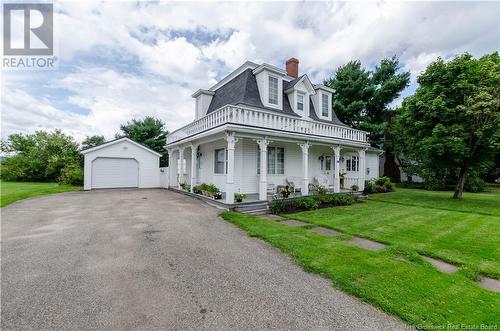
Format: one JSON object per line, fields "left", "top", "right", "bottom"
{"left": 293, "top": 197, "right": 319, "bottom": 210}
{"left": 270, "top": 198, "right": 284, "bottom": 214}
{"left": 192, "top": 185, "right": 202, "bottom": 194}
{"left": 58, "top": 163, "right": 83, "bottom": 186}
{"left": 180, "top": 182, "right": 191, "bottom": 191}
{"left": 363, "top": 180, "right": 375, "bottom": 194}
{"left": 364, "top": 176, "right": 395, "bottom": 194}
{"left": 464, "top": 175, "right": 486, "bottom": 193}
{"left": 351, "top": 184, "right": 359, "bottom": 192}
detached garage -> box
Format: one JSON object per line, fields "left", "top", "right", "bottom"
{"left": 82, "top": 137, "right": 161, "bottom": 190}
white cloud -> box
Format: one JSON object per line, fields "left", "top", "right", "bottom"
{"left": 1, "top": 1, "right": 498, "bottom": 142}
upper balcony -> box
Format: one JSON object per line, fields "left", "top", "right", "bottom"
{"left": 166, "top": 105, "right": 367, "bottom": 145}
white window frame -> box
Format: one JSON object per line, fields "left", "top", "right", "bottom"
{"left": 321, "top": 93, "right": 329, "bottom": 118}
{"left": 321, "top": 155, "right": 332, "bottom": 171}
{"left": 268, "top": 76, "right": 279, "bottom": 106}
{"left": 257, "top": 146, "right": 285, "bottom": 175}
{"left": 214, "top": 148, "right": 227, "bottom": 174}
{"left": 297, "top": 93, "right": 304, "bottom": 112}
{"left": 345, "top": 155, "right": 359, "bottom": 172}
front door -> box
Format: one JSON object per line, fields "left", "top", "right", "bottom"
{"left": 320, "top": 155, "right": 333, "bottom": 186}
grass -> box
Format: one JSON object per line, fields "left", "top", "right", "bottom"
{"left": 0, "top": 181, "right": 81, "bottom": 207}
{"left": 289, "top": 188, "right": 500, "bottom": 278}
{"left": 220, "top": 187, "right": 500, "bottom": 328}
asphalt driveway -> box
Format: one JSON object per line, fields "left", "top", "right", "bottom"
{"left": 1, "top": 189, "right": 405, "bottom": 330}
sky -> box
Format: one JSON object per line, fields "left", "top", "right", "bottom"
{"left": 1, "top": 1, "right": 499, "bottom": 143}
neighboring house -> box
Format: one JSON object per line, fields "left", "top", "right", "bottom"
{"left": 165, "top": 58, "right": 381, "bottom": 204}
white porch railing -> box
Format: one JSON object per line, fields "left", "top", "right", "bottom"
{"left": 166, "top": 105, "right": 367, "bottom": 144}
{"left": 342, "top": 177, "right": 360, "bottom": 190}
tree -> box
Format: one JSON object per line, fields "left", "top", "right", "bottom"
{"left": 395, "top": 53, "right": 500, "bottom": 199}
{"left": 118, "top": 117, "right": 169, "bottom": 166}
{"left": 326, "top": 57, "right": 410, "bottom": 181}
{"left": 0, "top": 129, "right": 81, "bottom": 182}
{"left": 82, "top": 135, "right": 105, "bottom": 150}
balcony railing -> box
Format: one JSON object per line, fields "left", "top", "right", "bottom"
{"left": 166, "top": 105, "right": 367, "bottom": 144}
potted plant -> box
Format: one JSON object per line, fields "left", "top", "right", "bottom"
{"left": 339, "top": 173, "right": 346, "bottom": 189}
{"left": 235, "top": 193, "right": 246, "bottom": 203}
{"left": 278, "top": 186, "right": 293, "bottom": 198}
{"left": 351, "top": 184, "right": 359, "bottom": 192}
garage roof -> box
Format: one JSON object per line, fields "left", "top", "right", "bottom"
{"left": 81, "top": 137, "right": 162, "bottom": 157}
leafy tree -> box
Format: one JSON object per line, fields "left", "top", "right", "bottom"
{"left": 395, "top": 53, "right": 500, "bottom": 199}
{"left": 0, "top": 129, "right": 81, "bottom": 182}
{"left": 118, "top": 117, "right": 169, "bottom": 166}
{"left": 326, "top": 57, "right": 410, "bottom": 181}
{"left": 82, "top": 135, "right": 105, "bottom": 150}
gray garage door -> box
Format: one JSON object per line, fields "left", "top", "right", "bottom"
{"left": 91, "top": 158, "right": 139, "bottom": 189}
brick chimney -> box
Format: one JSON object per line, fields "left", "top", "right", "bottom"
{"left": 286, "top": 58, "right": 299, "bottom": 78}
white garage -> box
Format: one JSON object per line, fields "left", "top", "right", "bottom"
{"left": 82, "top": 137, "right": 161, "bottom": 190}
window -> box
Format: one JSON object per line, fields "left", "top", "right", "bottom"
{"left": 346, "top": 156, "right": 359, "bottom": 172}
{"left": 214, "top": 148, "right": 226, "bottom": 174}
{"left": 257, "top": 147, "right": 284, "bottom": 174}
{"left": 297, "top": 93, "right": 304, "bottom": 111}
{"left": 320, "top": 156, "right": 332, "bottom": 171}
{"left": 268, "top": 76, "right": 279, "bottom": 105}
{"left": 321, "top": 94, "right": 329, "bottom": 117}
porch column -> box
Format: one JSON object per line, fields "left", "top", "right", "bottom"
{"left": 178, "top": 147, "right": 185, "bottom": 187}
{"left": 358, "top": 148, "right": 366, "bottom": 191}
{"left": 333, "top": 146, "right": 341, "bottom": 193}
{"left": 299, "top": 142, "right": 311, "bottom": 196}
{"left": 225, "top": 133, "right": 239, "bottom": 204}
{"left": 256, "top": 138, "right": 270, "bottom": 201}
{"left": 166, "top": 148, "right": 172, "bottom": 188}
{"left": 190, "top": 143, "right": 199, "bottom": 193}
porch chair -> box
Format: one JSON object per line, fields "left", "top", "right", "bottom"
{"left": 313, "top": 175, "right": 334, "bottom": 191}
{"left": 286, "top": 177, "right": 302, "bottom": 193}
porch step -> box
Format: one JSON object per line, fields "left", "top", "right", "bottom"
{"left": 241, "top": 208, "right": 270, "bottom": 215}
{"left": 234, "top": 202, "right": 269, "bottom": 214}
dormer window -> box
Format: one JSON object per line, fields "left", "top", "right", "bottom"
{"left": 268, "top": 76, "right": 279, "bottom": 105}
{"left": 321, "top": 94, "right": 329, "bottom": 117}
{"left": 297, "top": 93, "right": 304, "bottom": 111}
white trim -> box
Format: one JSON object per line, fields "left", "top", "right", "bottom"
{"left": 318, "top": 91, "right": 332, "bottom": 121}
{"left": 192, "top": 89, "right": 215, "bottom": 98}
{"left": 81, "top": 137, "right": 162, "bottom": 157}
{"left": 252, "top": 63, "right": 287, "bottom": 76}
{"left": 284, "top": 75, "right": 316, "bottom": 94}
{"left": 166, "top": 123, "right": 370, "bottom": 150}
{"left": 314, "top": 84, "right": 335, "bottom": 93}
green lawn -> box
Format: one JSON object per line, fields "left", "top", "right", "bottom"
{"left": 221, "top": 187, "right": 500, "bottom": 328}
{"left": 290, "top": 188, "right": 500, "bottom": 278}
{"left": 0, "top": 181, "right": 81, "bottom": 207}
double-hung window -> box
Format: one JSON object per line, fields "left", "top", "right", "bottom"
{"left": 321, "top": 94, "right": 329, "bottom": 117}
{"left": 268, "top": 76, "right": 279, "bottom": 105}
{"left": 214, "top": 148, "right": 227, "bottom": 174}
{"left": 297, "top": 93, "right": 304, "bottom": 112}
{"left": 321, "top": 156, "right": 332, "bottom": 171}
{"left": 257, "top": 147, "right": 284, "bottom": 175}
{"left": 346, "top": 156, "right": 359, "bottom": 172}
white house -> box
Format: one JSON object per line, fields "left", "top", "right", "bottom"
{"left": 166, "top": 58, "right": 382, "bottom": 204}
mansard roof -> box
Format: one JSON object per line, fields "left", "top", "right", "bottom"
{"left": 206, "top": 67, "right": 348, "bottom": 126}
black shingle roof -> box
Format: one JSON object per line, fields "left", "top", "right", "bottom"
{"left": 206, "top": 68, "right": 348, "bottom": 126}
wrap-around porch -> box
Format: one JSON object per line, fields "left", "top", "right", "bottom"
{"left": 167, "top": 132, "right": 376, "bottom": 204}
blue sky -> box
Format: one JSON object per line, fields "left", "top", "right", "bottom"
{"left": 2, "top": 1, "right": 499, "bottom": 142}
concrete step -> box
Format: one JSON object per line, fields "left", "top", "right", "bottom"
{"left": 234, "top": 202, "right": 269, "bottom": 212}
{"left": 241, "top": 208, "right": 270, "bottom": 215}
